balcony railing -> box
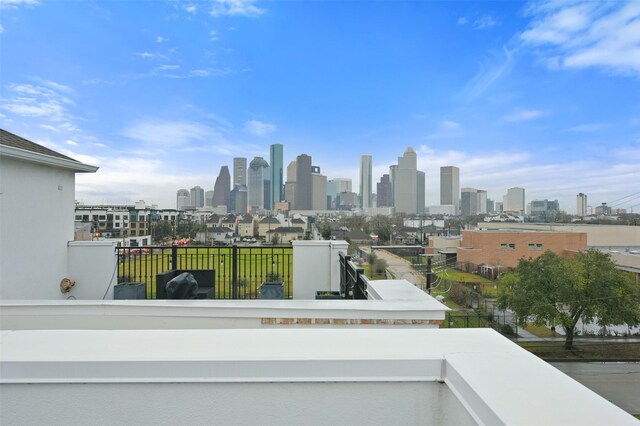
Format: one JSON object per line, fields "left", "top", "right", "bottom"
{"left": 339, "top": 252, "right": 368, "bottom": 299}
{"left": 116, "top": 245, "right": 292, "bottom": 299}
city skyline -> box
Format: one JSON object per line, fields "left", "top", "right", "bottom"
{"left": 1, "top": 1, "right": 639, "bottom": 212}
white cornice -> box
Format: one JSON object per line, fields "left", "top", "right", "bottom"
{"left": 0, "top": 144, "right": 98, "bottom": 173}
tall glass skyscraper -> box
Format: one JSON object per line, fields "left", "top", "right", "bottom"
{"left": 270, "top": 144, "right": 284, "bottom": 209}
{"left": 359, "top": 155, "right": 372, "bottom": 209}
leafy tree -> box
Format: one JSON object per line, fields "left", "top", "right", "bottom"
{"left": 271, "top": 233, "right": 281, "bottom": 244}
{"left": 498, "top": 250, "right": 640, "bottom": 349}
{"left": 153, "top": 220, "right": 174, "bottom": 242}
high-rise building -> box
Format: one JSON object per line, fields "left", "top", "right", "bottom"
{"left": 503, "top": 187, "right": 525, "bottom": 213}
{"left": 284, "top": 160, "right": 297, "bottom": 209}
{"left": 176, "top": 189, "right": 190, "bottom": 211}
{"left": 312, "top": 166, "right": 327, "bottom": 211}
{"left": 486, "top": 199, "right": 495, "bottom": 214}
{"left": 295, "top": 154, "right": 312, "bottom": 210}
{"left": 212, "top": 166, "right": 231, "bottom": 208}
{"left": 205, "top": 190, "right": 215, "bottom": 207}
{"left": 530, "top": 199, "right": 560, "bottom": 219}
{"left": 359, "top": 155, "right": 372, "bottom": 209}
{"left": 376, "top": 174, "right": 392, "bottom": 207}
{"left": 417, "top": 170, "right": 425, "bottom": 214}
{"left": 461, "top": 188, "right": 478, "bottom": 216}
{"left": 577, "top": 193, "right": 588, "bottom": 217}
{"left": 270, "top": 144, "right": 284, "bottom": 209}
{"left": 190, "top": 186, "right": 204, "bottom": 208}
{"left": 230, "top": 184, "right": 247, "bottom": 213}
{"left": 477, "top": 190, "right": 487, "bottom": 214}
{"left": 247, "top": 157, "right": 269, "bottom": 210}
{"left": 327, "top": 178, "right": 352, "bottom": 209}
{"left": 440, "top": 166, "right": 460, "bottom": 214}
{"left": 233, "top": 157, "right": 247, "bottom": 187}
{"left": 393, "top": 147, "right": 422, "bottom": 214}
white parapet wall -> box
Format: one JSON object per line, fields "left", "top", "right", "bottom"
{"left": 1, "top": 328, "right": 636, "bottom": 426}
{"left": 292, "top": 240, "right": 348, "bottom": 299}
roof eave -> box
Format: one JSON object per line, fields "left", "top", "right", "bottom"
{"left": 1, "top": 145, "right": 99, "bottom": 173}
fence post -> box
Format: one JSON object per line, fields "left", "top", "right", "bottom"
{"left": 465, "top": 313, "right": 469, "bottom": 328}
{"left": 171, "top": 245, "right": 178, "bottom": 270}
{"left": 232, "top": 244, "right": 238, "bottom": 299}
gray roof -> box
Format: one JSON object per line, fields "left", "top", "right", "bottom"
{"left": 270, "top": 227, "right": 304, "bottom": 233}
{"left": 0, "top": 128, "right": 78, "bottom": 162}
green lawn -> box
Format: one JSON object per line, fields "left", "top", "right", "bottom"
{"left": 118, "top": 246, "right": 293, "bottom": 299}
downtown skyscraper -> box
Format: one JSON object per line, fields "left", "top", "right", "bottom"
{"left": 233, "top": 157, "right": 247, "bottom": 188}
{"left": 359, "top": 155, "right": 372, "bottom": 209}
{"left": 270, "top": 143, "right": 284, "bottom": 209}
{"left": 440, "top": 166, "right": 460, "bottom": 214}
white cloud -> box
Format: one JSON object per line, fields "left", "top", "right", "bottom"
{"left": 505, "top": 109, "right": 547, "bottom": 122}
{"left": 460, "top": 47, "right": 514, "bottom": 100}
{"left": 0, "top": 0, "right": 39, "bottom": 9}
{"left": 520, "top": 2, "right": 640, "bottom": 75}
{"left": 121, "top": 120, "right": 225, "bottom": 148}
{"left": 184, "top": 3, "right": 197, "bottom": 14}
{"left": 457, "top": 17, "right": 468, "bottom": 25}
{"left": 155, "top": 36, "right": 167, "bottom": 43}
{"left": 210, "top": 30, "right": 219, "bottom": 41}
{"left": 66, "top": 139, "right": 78, "bottom": 146}
{"left": 567, "top": 123, "right": 609, "bottom": 133}
{"left": 244, "top": 120, "right": 277, "bottom": 136}
{"left": 0, "top": 24, "right": 4, "bottom": 34}
{"left": 157, "top": 64, "right": 181, "bottom": 71}
{"left": 474, "top": 14, "right": 498, "bottom": 29}
{"left": 442, "top": 119, "right": 461, "bottom": 130}
{"left": 210, "top": 0, "right": 265, "bottom": 17}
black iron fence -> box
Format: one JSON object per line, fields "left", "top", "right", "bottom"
{"left": 116, "top": 245, "right": 293, "bottom": 299}
{"left": 339, "top": 252, "right": 368, "bottom": 299}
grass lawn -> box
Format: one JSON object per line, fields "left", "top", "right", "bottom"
{"left": 118, "top": 246, "right": 293, "bottom": 299}
{"left": 519, "top": 341, "right": 640, "bottom": 361}
{"left": 522, "top": 323, "right": 556, "bottom": 338}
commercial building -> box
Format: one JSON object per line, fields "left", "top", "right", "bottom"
{"left": 176, "top": 189, "right": 190, "bottom": 210}
{"left": 457, "top": 229, "right": 588, "bottom": 270}
{"left": 212, "top": 166, "right": 231, "bottom": 209}
{"left": 295, "top": 154, "right": 312, "bottom": 210}
{"left": 270, "top": 144, "right": 284, "bottom": 209}
{"left": 503, "top": 187, "right": 525, "bottom": 213}
{"left": 233, "top": 157, "right": 247, "bottom": 187}
{"left": 190, "top": 186, "right": 205, "bottom": 208}
{"left": 393, "top": 147, "right": 423, "bottom": 214}
{"left": 529, "top": 199, "right": 560, "bottom": 219}
{"left": 311, "top": 166, "right": 327, "bottom": 211}
{"left": 359, "top": 154, "right": 372, "bottom": 208}
{"left": 248, "top": 157, "right": 269, "bottom": 210}
{"left": 376, "top": 174, "right": 392, "bottom": 207}
{"left": 440, "top": 166, "right": 460, "bottom": 214}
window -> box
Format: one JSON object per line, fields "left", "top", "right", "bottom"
{"left": 116, "top": 215, "right": 120, "bottom": 220}
{"left": 528, "top": 243, "right": 543, "bottom": 250}
{"left": 501, "top": 243, "right": 516, "bottom": 250}
{"left": 75, "top": 215, "right": 81, "bottom": 220}
{"left": 115, "top": 223, "right": 120, "bottom": 228}
{"left": 98, "top": 215, "right": 106, "bottom": 220}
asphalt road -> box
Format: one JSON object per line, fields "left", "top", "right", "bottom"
{"left": 551, "top": 362, "right": 640, "bottom": 415}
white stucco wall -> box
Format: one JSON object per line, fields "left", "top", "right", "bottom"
{"left": 67, "top": 241, "right": 118, "bottom": 300}
{"left": 292, "top": 240, "right": 348, "bottom": 299}
{"left": 0, "top": 157, "right": 75, "bottom": 300}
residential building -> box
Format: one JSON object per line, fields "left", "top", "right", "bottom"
{"left": 258, "top": 216, "right": 281, "bottom": 239}
{"left": 595, "top": 203, "right": 612, "bottom": 215}
{"left": 476, "top": 189, "right": 487, "bottom": 214}
{"left": 486, "top": 198, "right": 495, "bottom": 213}
{"left": 0, "top": 128, "right": 100, "bottom": 299}
{"left": 212, "top": 166, "right": 231, "bottom": 209}
{"left": 248, "top": 157, "right": 269, "bottom": 210}
{"left": 270, "top": 143, "right": 284, "bottom": 209}
{"left": 295, "top": 154, "right": 312, "bottom": 210}
{"left": 577, "top": 192, "right": 588, "bottom": 217}
{"left": 503, "top": 187, "right": 525, "bottom": 213}
{"left": 237, "top": 214, "right": 256, "bottom": 237}
{"left": 233, "top": 157, "right": 247, "bottom": 187}
{"left": 190, "top": 186, "right": 205, "bottom": 208}
{"left": 176, "top": 189, "right": 190, "bottom": 210}
{"left": 440, "top": 166, "right": 460, "bottom": 214}
{"left": 359, "top": 154, "right": 372, "bottom": 208}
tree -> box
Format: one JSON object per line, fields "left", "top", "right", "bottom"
{"left": 153, "top": 220, "right": 174, "bottom": 242}
{"left": 498, "top": 250, "right": 640, "bottom": 349}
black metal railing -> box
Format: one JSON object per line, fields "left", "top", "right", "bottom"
{"left": 116, "top": 245, "right": 293, "bottom": 299}
{"left": 339, "top": 252, "right": 368, "bottom": 300}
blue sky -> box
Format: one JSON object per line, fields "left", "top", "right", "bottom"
{"left": 1, "top": 0, "right": 639, "bottom": 213}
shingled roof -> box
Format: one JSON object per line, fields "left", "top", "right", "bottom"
{"left": 0, "top": 128, "right": 78, "bottom": 162}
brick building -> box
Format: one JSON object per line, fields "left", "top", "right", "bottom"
{"left": 456, "top": 229, "right": 587, "bottom": 273}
